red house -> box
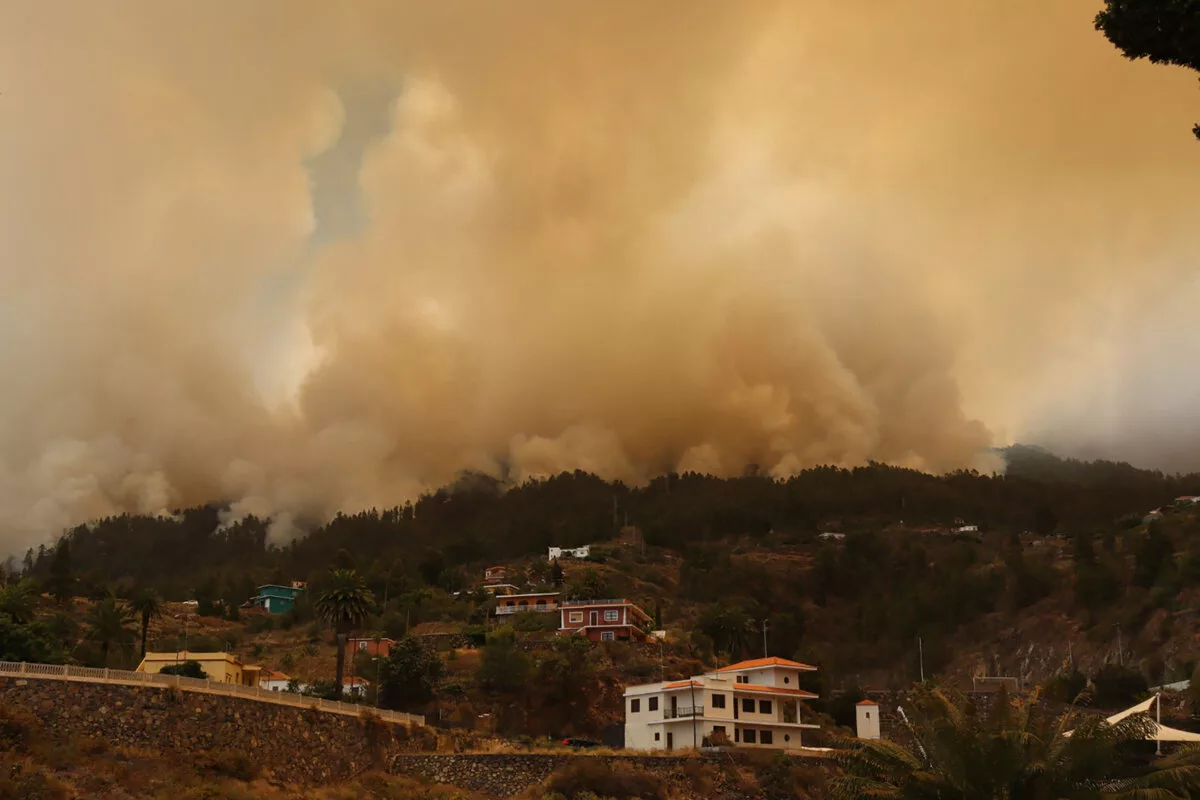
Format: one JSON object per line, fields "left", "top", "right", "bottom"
{"left": 559, "top": 599, "right": 653, "bottom": 642}
{"left": 349, "top": 637, "right": 397, "bottom": 657}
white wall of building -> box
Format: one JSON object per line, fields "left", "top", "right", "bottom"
{"left": 856, "top": 702, "right": 881, "bottom": 739}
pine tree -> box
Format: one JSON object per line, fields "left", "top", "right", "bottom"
{"left": 47, "top": 539, "right": 75, "bottom": 605}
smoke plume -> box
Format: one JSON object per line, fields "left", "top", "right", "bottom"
{"left": 1, "top": 1, "right": 1199, "bottom": 550}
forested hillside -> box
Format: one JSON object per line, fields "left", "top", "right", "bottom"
{"left": 4, "top": 449, "right": 1200, "bottom": 690}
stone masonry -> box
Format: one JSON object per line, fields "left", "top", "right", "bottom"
{"left": 0, "top": 677, "right": 420, "bottom": 785}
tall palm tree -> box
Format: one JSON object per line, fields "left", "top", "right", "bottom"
{"left": 128, "top": 589, "right": 162, "bottom": 658}
{"left": 314, "top": 569, "right": 375, "bottom": 700}
{"left": 85, "top": 594, "right": 136, "bottom": 667}
{"left": 0, "top": 579, "right": 38, "bottom": 624}
{"left": 832, "top": 687, "right": 1200, "bottom": 799}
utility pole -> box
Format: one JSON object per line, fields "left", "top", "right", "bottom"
{"left": 762, "top": 619, "right": 769, "bottom": 659}
{"left": 918, "top": 637, "right": 925, "bottom": 683}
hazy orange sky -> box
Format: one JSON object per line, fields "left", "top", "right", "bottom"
{"left": 1, "top": 1, "right": 1198, "bottom": 548}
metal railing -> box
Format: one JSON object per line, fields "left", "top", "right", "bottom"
{"left": 664, "top": 705, "right": 704, "bottom": 719}
{"left": 561, "top": 598, "right": 627, "bottom": 606}
{"left": 0, "top": 661, "right": 423, "bottom": 726}
{"left": 495, "top": 604, "right": 559, "bottom": 615}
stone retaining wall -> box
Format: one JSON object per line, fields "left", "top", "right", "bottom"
{"left": 0, "top": 677, "right": 423, "bottom": 785}
{"left": 391, "top": 753, "right": 751, "bottom": 799}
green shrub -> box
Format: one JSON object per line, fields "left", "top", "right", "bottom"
{"left": 0, "top": 755, "right": 67, "bottom": 800}
{"left": 196, "top": 748, "right": 259, "bottom": 781}
{"left": 0, "top": 704, "right": 43, "bottom": 754}
{"left": 543, "top": 760, "right": 666, "bottom": 800}
{"left": 1092, "top": 663, "right": 1149, "bottom": 708}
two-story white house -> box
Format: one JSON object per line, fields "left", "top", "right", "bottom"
{"left": 623, "top": 657, "right": 819, "bottom": 752}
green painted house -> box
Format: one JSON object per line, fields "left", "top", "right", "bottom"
{"left": 251, "top": 583, "right": 305, "bottom": 614}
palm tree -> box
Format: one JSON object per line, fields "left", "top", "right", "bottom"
{"left": 0, "top": 579, "right": 38, "bottom": 624}
{"left": 314, "top": 569, "right": 375, "bottom": 700}
{"left": 832, "top": 687, "right": 1200, "bottom": 799}
{"left": 128, "top": 589, "right": 162, "bottom": 658}
{"left": 85, "top": 595, "right": 136, "bottom": 667}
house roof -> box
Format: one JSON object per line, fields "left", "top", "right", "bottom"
{"left": 260, "top": 670, "right": 290, "bottom": 681}
{"left": 499, "top": 592, "right": 561, "bottom": 599}
{"left": 856, "top": 699, "right": 879, "bottom": 706}
{"left": 343, "top": 677, "right": 371, "bottom": 687}
{"left": 663, "top": 680, "right": 704, "bottom": 690}
{"left": 716, "top": 657, "right": 818, "bottom": 673}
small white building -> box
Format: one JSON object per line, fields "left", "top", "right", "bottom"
{"left": 258, "top": 669, "right": 292, "bottom": 692}
{"left": 855, "top": 699, "right": 880, "bottom": 739}
{"left": 548, "top": 545, "right": 591, "bottom": 561}
{"left": 624, "top": 657, "right": 819, "bottom": 752}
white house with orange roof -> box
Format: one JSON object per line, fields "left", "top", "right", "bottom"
{"left": 855, "top": 698, "right": 881, "bottom": 739}
{"left": 623, "top": 657, "right": 820, "bottom": 752}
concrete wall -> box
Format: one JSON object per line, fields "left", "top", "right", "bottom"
{"left": 0, "top": 676, "right": 427, "bottom": 785}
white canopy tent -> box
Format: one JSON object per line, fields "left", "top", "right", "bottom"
{"left": 1064, "top": 694, "right": 1200, "bottom": 752}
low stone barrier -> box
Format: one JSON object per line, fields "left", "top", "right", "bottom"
{"left": 391, "top": 752, "right": 750, "bottom": 799}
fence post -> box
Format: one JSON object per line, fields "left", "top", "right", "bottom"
{"left": 103, "top": 668, "right": 109, "bottom": 681}
{"left": 19, "top": 662, "right": 26, "bottom": 675}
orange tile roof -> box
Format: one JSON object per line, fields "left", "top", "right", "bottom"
{"left": 732, "top": 683, "right": 818, "bottom": 699}
{"left": 856, "top": 699, "right": 878, "bottom": 706}
{"left": 715, "top": 657, "right": 818, "bottom": 672}
{"left": 260, "top": 670, "right": 290, "bottom": 681}
{"left": 663, "top": 680, "right": 704, "bottom": 690}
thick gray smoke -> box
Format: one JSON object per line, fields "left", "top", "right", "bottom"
{"left": 1, "top": 1, "right": 1199, "bottom": 550}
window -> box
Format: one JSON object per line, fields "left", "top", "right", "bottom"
{"left": 711, "top": 694, "right": 726, "bottom": 709}
{"left": 568, "top": 612, "right": 583, "bottom": 623}
{"left": 783, "top": 676, "right": 790, "bottom": 684}
{"left": 760, "top": 730, "right": 774, "bottom": 745}
{"left": 734, "top": 729, "right": 740, "bottom": 742}
{"left": 601, "top": 631, "right": 615, "bottom": 641}
{"left": 654, "top": 732, "right": 660, "bottom": 742}
{"left": 865, "top": 712, "right": 871, "bottom": 719}
{"left": 784, "top": 734, "right": 790, "bottom": 743}
{"left": 631, "top": 699, "right": 640, "bottom": 713}
{"left": 742, "top": 698, "right": 755, "bottom": 713}
{"left": 743, "top": 729, "right": 757, "bottom": 744}
{"left": 736, "top": 675, "right": 749, "bottom": 683}
{"left": 604, "top": 609, "right": 620, "bottom": 622}
{"left": 712, "top": 725, "right": 726, "bottom": 734}
{"left": 649, "top": 697, "right": 659, "bottom": 712}
{"left": 759, "top": 700, "right": 772, "bottom": 715}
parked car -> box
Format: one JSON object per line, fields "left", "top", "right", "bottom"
{"left": 559, "top": 737, "right": 601, "bottom": 748}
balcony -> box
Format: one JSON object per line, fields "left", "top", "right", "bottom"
{"left": 663, "top": 705, "right": 704, "bottom": 719}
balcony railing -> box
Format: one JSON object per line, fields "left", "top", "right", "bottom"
{"left": 561, "top": 598, "right": 626, "bottom": 606}
{"left": 663, "top": 705, "right": 704, "bottom": 719}
{"left": 495, "top": 604, "right": 559, "bottom": 615}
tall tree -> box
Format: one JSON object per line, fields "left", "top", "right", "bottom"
{"left": 378, "top": 635, "right": 443, "bottom": 711}
{"left": 85, "top": 595, "right": 136, "bottom": 667}
{"left": 314, "top": 569, "right": 375, "bottom": 700}
{"left": 1095, "top": 0, "right": 1200, "bottom": 139}
{"left": 46, "top": 539, "right": 75, "bottom": 605}
{"left": 129, "top": 589, "right": 162, "bottom": 658}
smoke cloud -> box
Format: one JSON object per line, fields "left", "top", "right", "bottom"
{"left": 1, "top": 1, "right": 1199, "bottom": 550}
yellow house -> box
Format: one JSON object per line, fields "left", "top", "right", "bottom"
{"left": 136, "top": 651, "right": 262, "bottom": 687}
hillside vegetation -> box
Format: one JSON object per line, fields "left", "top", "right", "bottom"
{"left": 5, "top": 448, "right": 1200, "bottom": 740}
